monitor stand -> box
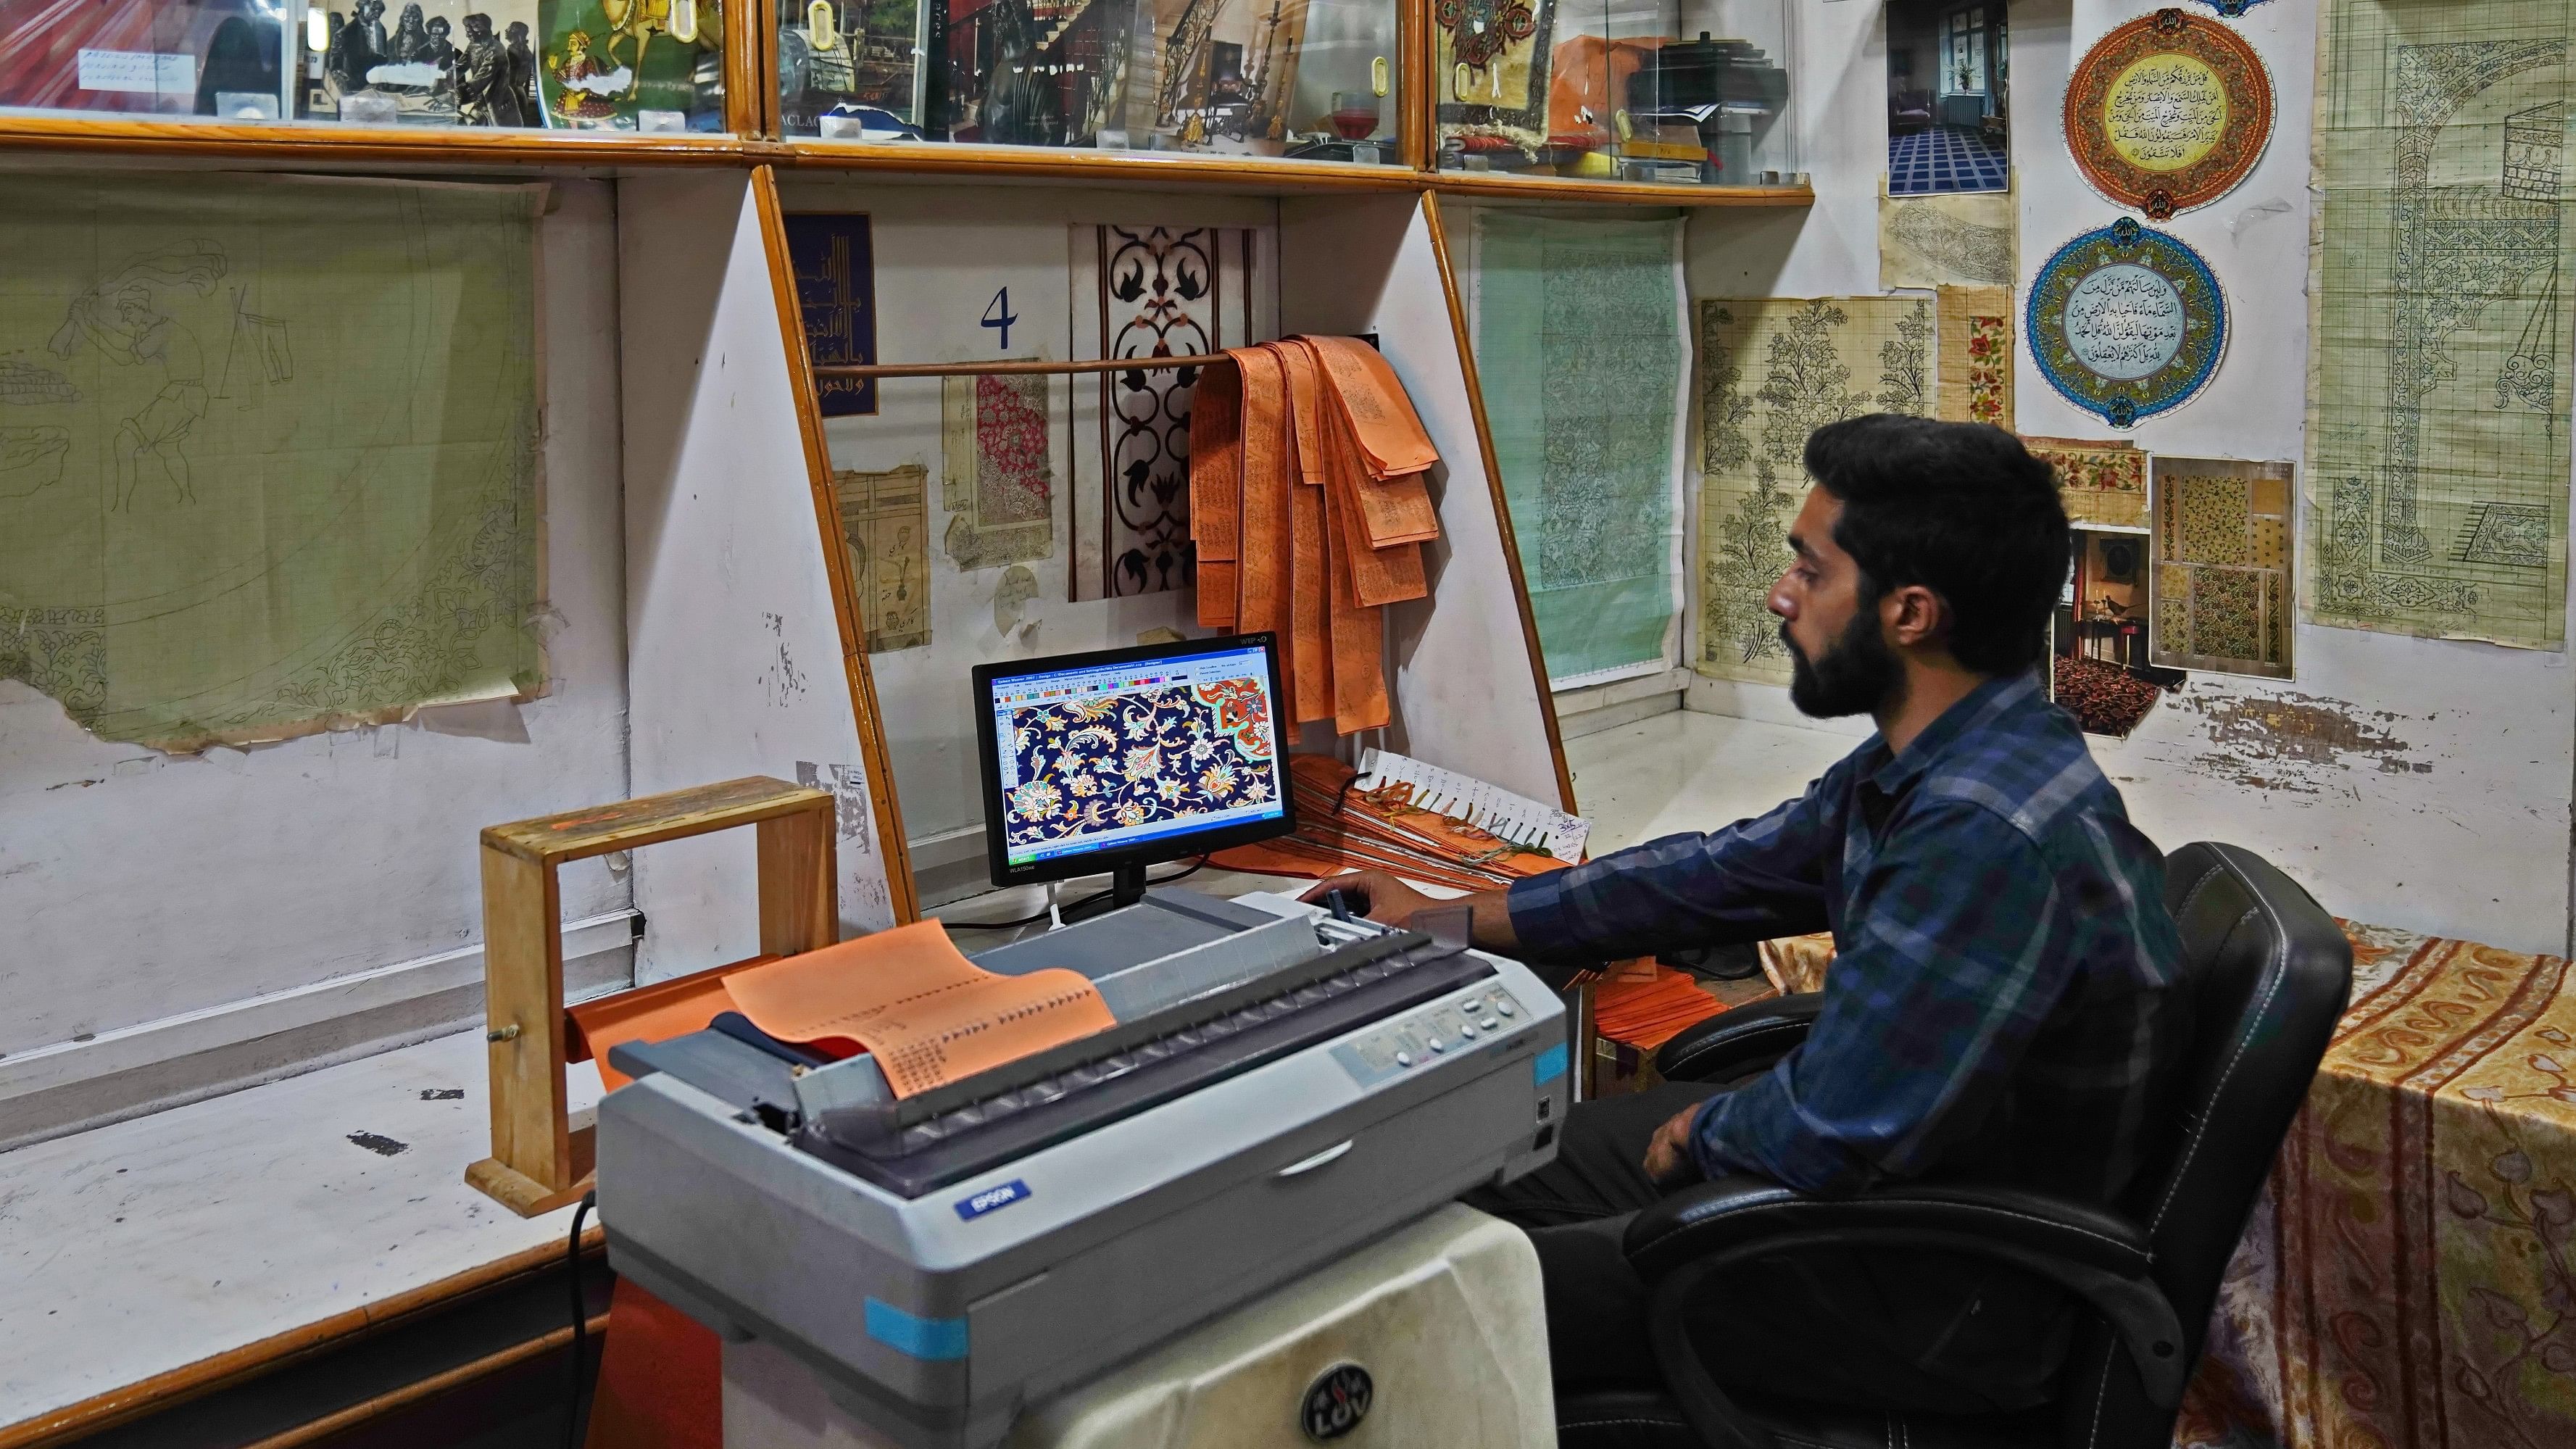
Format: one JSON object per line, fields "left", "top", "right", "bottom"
{"left": 1060, "top": 861, "right": 1153, "bottom": 926}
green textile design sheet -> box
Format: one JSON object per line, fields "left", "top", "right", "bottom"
{"left": 1476, "top": 212, "right": 1686, "bottom": 686}
{"left": 2306, "top": 0, "right": 2572, "bottom": 647}
{"left": 0, "top": 174, "right": 546, "bottom": 749}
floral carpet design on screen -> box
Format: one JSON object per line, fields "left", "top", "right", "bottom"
{"left": 1002, "top": 678, "right": 1275, "bottom": 848}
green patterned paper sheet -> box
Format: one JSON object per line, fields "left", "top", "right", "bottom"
{"left": 0, "top": 174, "right": 545, "bottom": 750}
{"left": 1475, "top": 212, "right": 1687, "bottom": 688}
{"left": 1697, "top": 297, "right": 1932, "bottom": 685}
{"left": 2307, "top": 0, "right": 2573, "bottom": 647}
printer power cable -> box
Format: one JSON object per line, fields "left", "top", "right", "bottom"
{"left": 565, "top": 1188, "right": 597, "bottom": 1449}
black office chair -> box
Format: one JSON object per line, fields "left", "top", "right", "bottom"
{"left": 1555, "top": 842, "right": 2353, "bottom": 1449}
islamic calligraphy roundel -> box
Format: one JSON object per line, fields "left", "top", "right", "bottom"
{"left": 2064, "top": 8, "right": 2274, "bottom": 220}
{"left": 2026, "top": 217, "right": 2227, "bottom": 429}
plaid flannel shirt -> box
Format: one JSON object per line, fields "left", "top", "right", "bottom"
{"left": 1507, "top": 673, "right": 2186, "bottom": 1203}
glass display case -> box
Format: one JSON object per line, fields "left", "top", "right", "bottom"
{"left": 1433, "top": 0, "right": 1795, "bottom": 188}
{"left": 0, "top": 0, "right": 728, "bottom": 133}
{"left": 777, "top": 0, "right": 1401, "bottom": 164}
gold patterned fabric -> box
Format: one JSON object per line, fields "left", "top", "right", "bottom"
{"left": 1767, "top": 922, "right": 2576, "bottom": 1445}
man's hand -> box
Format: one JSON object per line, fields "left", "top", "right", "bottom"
{"left": 1642, "top": 1099, "right": 1710, "bottom": 1188}
{"left": 1297, "top": 870, "right": 1436, "bottom": 927}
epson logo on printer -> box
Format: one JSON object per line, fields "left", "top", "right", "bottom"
{"left": 954, "top": 1179, "right": 1031, "bottom": 1221}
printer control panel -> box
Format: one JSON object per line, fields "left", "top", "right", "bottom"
{"left": 1330, "top": 984, "right": 1526, "bottom": 1089}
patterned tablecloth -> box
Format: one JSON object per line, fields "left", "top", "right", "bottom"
{"left": 1759, "top": 923, "right": 2576, "bottom": 1447}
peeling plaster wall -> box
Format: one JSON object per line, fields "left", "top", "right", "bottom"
{"left": 1678, "top": 0, "right": 2576, "bottom": 954}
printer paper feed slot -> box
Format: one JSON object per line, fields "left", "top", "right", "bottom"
{"left": 726, "top": 921, "right": 1118, "bottom": 1099}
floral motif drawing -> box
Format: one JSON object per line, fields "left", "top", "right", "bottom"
{"left": 1696, "top": 297, "right": 1930, "bottom": 685}
{"left": 1077, "top": 225, "right": 1239, "bottom": 599}
{"left": 1000, "top": 678, "right": 1276, "bottom": 848}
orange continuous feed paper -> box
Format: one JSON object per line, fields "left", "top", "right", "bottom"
{"left": 1290, "top": 478, "right": 1332, "bottom": 723}
{"left": 1303, "top": 335, "right": 1439, "bottom": 478}
{"left": 1280, "top": 342, "right": 1329, "bottom": 487}
{"left": 721, "top": 921, "right": 1116, "bottom": 1099}
{"left": 1232, "top": 346, "right": 1295, "bottom": 647}
{"left": 1322, "top": 477, "right": 1390, "bottom": 732}
{"left": 1324, "top": 409, "right": 1427, "bottom": 607}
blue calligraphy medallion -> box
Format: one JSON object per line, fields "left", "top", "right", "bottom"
{"left": 2025, "top": 217, "right": 2227, "bottom": 428}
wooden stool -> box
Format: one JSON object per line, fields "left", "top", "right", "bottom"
{"left": 467, "top": 776, "right": 837, "bottom": 1216}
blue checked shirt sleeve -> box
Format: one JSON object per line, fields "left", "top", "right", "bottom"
{"left": 1690, "top": 799, "right": 2072, "bottom": 1195}
{"left": 1501, "top": 770, "right": 1841, "bottom": 965}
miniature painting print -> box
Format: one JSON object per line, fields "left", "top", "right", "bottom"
{"left": 1070, "top": 224, "right": 1251, "bottom": 601}
{"left": 536, "top": 0, "right": 723, "bottom": 130}
{"left": 2064, "top": 7, "right": 2275, "bottom": 220}
{"left": 832, "top": 464, "right": 929, "bottom": 652}
{"left": 1879, "top": 186, "right": 2016, "bottom": 290}
{"left": 1697, "top": 296, "right": 1932, "bottom": 686}
{"left": 1885, "top": 0, "right": 2010, "bottom": 196}
{"left": 1000, "top": 678, "right": 1276, "bottom": 850}
{"left": 0, "top": 173, "right": 544, "bottom": 750}
{"left": 2151, "top": 457, "right": 2294, "bottom": 678}
{"left": 786, "top": 212, "right": 878, "bottom": 418}
{"left": 941, "top": 371, "right": 1055, "bottom": 571}
{"left": 1476, "top": 212, "right": 1687, "bottom": 689}
{"left": 2305, "top": 0, "right": 2571, "bottom": 649}
{"left": 2027, "top": 217, "right": 2228, "bottom": 428}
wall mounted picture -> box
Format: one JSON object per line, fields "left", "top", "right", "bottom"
{"left": 2026, "top": 217, "right": 2227, "bottom": 428}
{"left": 782, "top": 212, "right": 878, "bottom": 418}
{"left": 2064, "top": 8, "right": 2274, "bottom": 220}
{"left": 304, "top": 0, "right": 544, "bottom": 123}
{"left": 1885, "top": 0, "right": 2007, "bottom": 195}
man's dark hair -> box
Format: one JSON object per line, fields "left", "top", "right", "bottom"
{"left": 1802, "top": 415, "right": 2068, "bottom": 676}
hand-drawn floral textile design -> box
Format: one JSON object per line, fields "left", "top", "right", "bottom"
{"left": 2151, "top": 457, "right": 2298, "bottom": 679}
{"left": 1477, "top": 213, "right": 1687, "bottom": 689}
{"left": 1072, "top": 225, "right": 1250, "bottom": 601}
{"left": 831, "top": 464, "right": 930, "bottom": 652}
{"left": 2027, "top": 217, "right": 2228, "bottom": 428}
{"left": 1936, "top": 286, "right": 2014, "bottom": 429}
{"left": 1696, "top": 297, "right": 1931, "bottom": 686}
{"left": 1000, "top": 678, "right": 1276, "bottom": 850}
{"left": 0, "top": 173, "right": 544, "bottom": 750}
{"left": 2063, "top": 8, "right": 2277, "bottom": 220}
{"left": 2025, "top": 436, "right": 2148, "bottom": 529}
{"left": 1761, "top": 917, "right": 2576, "bottom": 1449}
{"left": 2306, "top": 0, "right": 2572, "bottom": 648}
{"left": 1879, "top": 188, "right": 2016, "bottom": 291}
{"left": 940, "top": 372, "right": 1055, "bottom": 572}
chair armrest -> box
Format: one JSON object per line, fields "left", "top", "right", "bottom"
{"left": 1626, "top": 1176, "right": 2187, "bottom": 1411}
{"left": 1652, "top": 992, "right": 1823, "bottom": 1083}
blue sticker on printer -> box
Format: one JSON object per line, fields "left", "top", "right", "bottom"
{"left": 865, "top": 1298, "right": 969, "bottom": 1360}
{"left": 1534, "top": 1043, "right": 1568, "bottom": 1087}
{"left": 955, "top": 1179, "right": 1032, "bottom": 1221}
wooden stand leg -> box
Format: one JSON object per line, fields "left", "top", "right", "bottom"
{"left": 468, "top": 846, "right": 592, "bottom": 1216}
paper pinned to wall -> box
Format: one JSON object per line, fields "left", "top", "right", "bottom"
{"left": 1696, "top": 296, "right": 1932, "bottom": 686}
{"left": 1935, "top": 284, "right": 2014, "bottom": 430}
{"left": 2152, "top": 456, "right": 2296, "bottom": 678}
{"left": 831, "top": 464, "right": 930, "bottom": 652}
{"left": 1476, "top": 212, "right": 1689, "bottom": 691}
{"left": 0, "top": 173, "right": 546, "bottom": 750}
{"left": 941, "top": 370, "right": 1057, "bottom": 572}
{"left": 1878, "top": 184, "right": 2016, "bottom": 291}
{"left": 2306, "top": 0, "right": 2571, "bottom": 648}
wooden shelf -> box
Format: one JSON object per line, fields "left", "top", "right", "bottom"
{"left": 768, "top": 140, "right": 1429, "bottom": 195}
{"left": 0, "top": 113, "right": 756, "bottom": 170}
{"left": 1429, "top": 172, "right": 1816, "bottom": 207}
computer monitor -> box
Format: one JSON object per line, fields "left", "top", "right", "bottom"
{"left": 973, "top": 632, "right": 1296, "bottom": 909}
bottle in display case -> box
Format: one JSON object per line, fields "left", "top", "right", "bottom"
{"left": 1437, "top": 0, "right": 1795, "bottom": 186}
{"left": 779, "top": 0, "right": 1400, "bottom": 163}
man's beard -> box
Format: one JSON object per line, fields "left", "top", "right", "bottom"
{"left": 1782, "top": 607, "right": 1905, "bottom": 719}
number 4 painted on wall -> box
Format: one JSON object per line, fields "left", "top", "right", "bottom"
{"left": 982, "top": 288, "right": 1017, "bottom": 351}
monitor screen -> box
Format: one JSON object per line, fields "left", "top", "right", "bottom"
{"left": 975, "top": 634, "right": 1293, "bottom": 883}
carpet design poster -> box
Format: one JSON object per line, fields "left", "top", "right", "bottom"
{"left": 2152, "top": 456, "right": 2295, "bottom": 678}
{"left": 1000, "top": 678, "right": 1276, "bottom": 850}
{"left": 1696, "top": 296, "right": 1931, "bottom": 686}
{"left": 2306, "top": 0, "right": 2572, "bottom": 648}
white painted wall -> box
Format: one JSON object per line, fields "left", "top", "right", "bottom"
{"left": 1676, "top": 0, "right": 2576, "bottom": 955}
{"left": 0, "top": 178, "right": 636, "bottom": 1142}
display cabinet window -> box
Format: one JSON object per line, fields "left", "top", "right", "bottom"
{"left": 780, "top": 0, "right": 1401, "bottom": 162}
{"left": 1434, "top": 0, "right": 1795, "bottom": 188}
{"left": 0, "top": 0, "right": 728, "bottom": 131}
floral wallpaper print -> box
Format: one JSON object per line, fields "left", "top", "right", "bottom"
{"left": 1001, "top": 678, "right": 1276, "bottom": 850}
{"left": 1936, "top": 285, "right": 2014, "bottom": 431}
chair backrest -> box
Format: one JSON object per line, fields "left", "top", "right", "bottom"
{"left": 2058, "top": 842, "right": 2352, "bottom": 1448}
